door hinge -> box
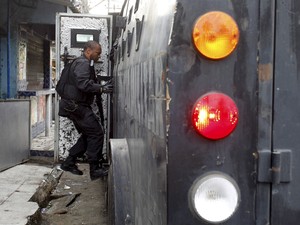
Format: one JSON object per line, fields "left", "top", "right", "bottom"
{"left": 257, "top": 149, "right": 292, "bottom": 184}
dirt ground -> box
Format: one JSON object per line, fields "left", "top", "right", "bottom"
{"left": 40, "top": 163, "right": 108, "bottom": 225}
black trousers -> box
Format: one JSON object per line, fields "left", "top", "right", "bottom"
{"left": 66, "top": 102, "right": 104, "bottom": 163}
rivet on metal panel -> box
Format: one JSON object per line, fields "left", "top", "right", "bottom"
{"left": 252, "top": 152, "right": 258, "bottom": 159}
{"left": 166, "top": 78, "right": 174, "bottom": 85}
{"left": 216, "top": 155, "right": 225, "bottom": 166}
{"left": 125, "top": 213, "right": 132, "bottom": 224}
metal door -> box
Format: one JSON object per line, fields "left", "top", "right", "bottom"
{"left": 54, "top": 13, "right": 112, "bottom": 161}
{"left": 272, "top": 0, "right": 300, "bottom": 223}
{"left": 257, "top": 1, "right": 300, "bottom": 224}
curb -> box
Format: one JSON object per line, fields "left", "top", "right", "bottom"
{"left": 26, "top": 166, "right": 63, "bottom": 225}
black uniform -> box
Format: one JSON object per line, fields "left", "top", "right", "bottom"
{"left": 59, "top": 55, "right": 106, "bottom": 179}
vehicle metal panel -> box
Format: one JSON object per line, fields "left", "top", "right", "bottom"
{"left": 112, "top": 0, "right": 300, "bottom": 224}
{"left": 167, "top": 0, "right": 259, "bottom": 224}
{"left": 112, "top": 0, "right": 176, "bottom": 224}
{"left": 271, "top": 0, "right": 300, "bottom": 223}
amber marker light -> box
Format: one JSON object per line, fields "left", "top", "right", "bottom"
{"left": 192, "top": 11, "right": 239, "bottom": 59}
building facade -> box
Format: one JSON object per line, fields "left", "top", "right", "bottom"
{"left": 0, "top": 0, "right": 86, "bottom": 170}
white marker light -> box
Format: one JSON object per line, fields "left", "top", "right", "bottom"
{"left": 189, "top": 172, "right": 240, "bottom": 223}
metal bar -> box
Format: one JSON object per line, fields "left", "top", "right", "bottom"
{"left": 106, "top": 15, "right": 113, "bottom": 154}
{"left": 7, "top": 0, "right": 11, "bottom": 98}
{"left": 45, "top": 94, "right": 52, "bottom": 137}
{"left": 54, "top": 13, "right": 61, "bottom": 163}
{"left": 0, "top": 35, "right": 2, "bottom": 95}
{"left": 256, "top": 0, "right": 276, "bottom": 223}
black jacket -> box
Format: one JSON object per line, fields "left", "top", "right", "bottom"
{"left": 65, "top": 55, "right": 101, "bottom": 105}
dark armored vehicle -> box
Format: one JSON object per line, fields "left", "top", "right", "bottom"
{"left": 108, "top": 0, "right": 300, "bottom": 225}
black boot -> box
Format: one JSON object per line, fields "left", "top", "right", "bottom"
{"left": 61, "top": 155, "right": 83, "bottom": 175}
{"left": 89, "top": 162, "right": 108, "bottom": 180}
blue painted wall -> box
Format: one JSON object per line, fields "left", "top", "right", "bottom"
{"left": 0, "top": 38, "right": 7, "bottom": 99}
{"left": 0, "top": 0, "right": 67, "bottom": 99}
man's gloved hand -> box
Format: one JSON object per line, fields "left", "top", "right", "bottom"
{"left": 100, "top": 81, "right": 113, "bottom": 94}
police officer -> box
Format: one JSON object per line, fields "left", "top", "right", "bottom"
{"left": 59, "top": 40, "right": 112, "bottom": 180}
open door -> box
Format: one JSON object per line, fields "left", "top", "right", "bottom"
{"left": 54, "top": 13, "right": 113, "bottom": 162}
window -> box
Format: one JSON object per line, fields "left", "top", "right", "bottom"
{"left": 70, "top": 29, "right": 101, "bottom": 48}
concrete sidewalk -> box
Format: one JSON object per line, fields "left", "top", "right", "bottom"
{"left": 0, "top": 163, "right": 53, "bottom": 225}
{"left": 0, "top": 162, "right": 108, "bottom": 225}
{"left": 0, "top": 122, "right": 109, "bottom": 225}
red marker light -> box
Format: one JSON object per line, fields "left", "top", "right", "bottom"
{"left": 192, "top": 92, "right": 238, "bottom": 140}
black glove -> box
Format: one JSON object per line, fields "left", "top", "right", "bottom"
{"left": 100, "top": 81, "right": 113, "bottom": 94}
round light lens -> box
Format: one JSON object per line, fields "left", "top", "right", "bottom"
{"left": 192, "top": 92, "right": 238, "bottom": 140}
{"left": 189, "top": 172, "right": 240, "bottom": 223}
{"left": 192, "top": 11, "right": 239, "bottom": 59}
